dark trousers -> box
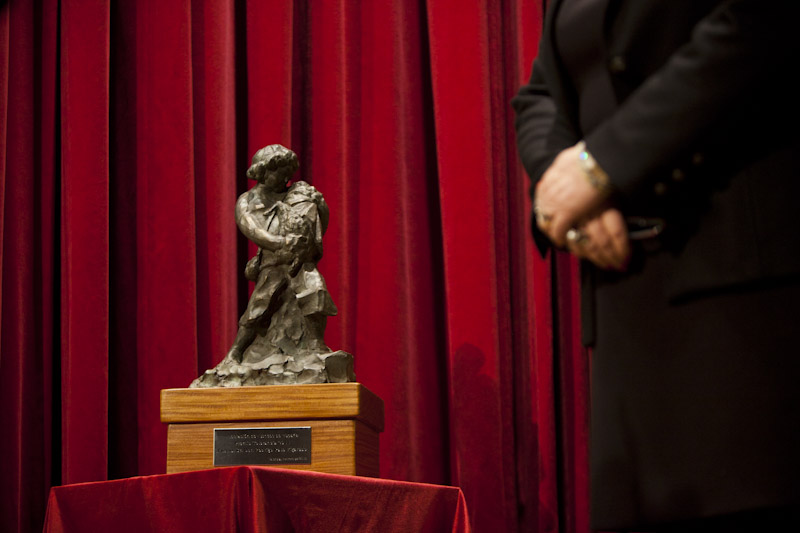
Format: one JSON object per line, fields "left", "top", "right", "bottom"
{"left": 649, "top": 506, "right": 800, "bottom": 533}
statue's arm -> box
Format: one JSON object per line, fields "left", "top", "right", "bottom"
{"left": 235, "top": 194, "right": 287, "bottom": 251}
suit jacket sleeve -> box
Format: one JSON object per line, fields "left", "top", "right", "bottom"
{"left": 512, "top": 53, "right": 580, "bottom": 255}
{"left": 585, "top": 1, "right": 800, "bottom": 198}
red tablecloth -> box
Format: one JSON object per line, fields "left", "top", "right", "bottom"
{"left": 43, "top": 466, "right": 471, "bottom": 532}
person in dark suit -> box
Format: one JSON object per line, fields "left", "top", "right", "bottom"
{"left": 513, "top": 1, "right": 800, "bottom": 531}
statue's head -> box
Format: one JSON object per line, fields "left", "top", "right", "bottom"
{"left": 246, "top": 145, "right": 299, "bottom": 188}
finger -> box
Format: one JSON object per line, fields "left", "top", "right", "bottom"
{"left": 584, "top": 213, "right": 628, "bottom": 270}
{"left": 543, "top": 184, "right": 603, "bottom": 246}
{"left": 534, "top": 207, "right": 555, "bottom": 237}
{"left": 581, "top": 217, "right": 614, "bottom": 269}
{"left": 548, "top": 213, "right": 574, "bottom": 248}
{"left": 599, "top": 209, "right": 631, "bottom": 270}
{"left": 565, "top": 228, "right": 590, "bottom": 259}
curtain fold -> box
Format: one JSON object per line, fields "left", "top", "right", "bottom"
{"left": 343, "top": 0, "right": 450, "bottom": 486}
{"left": 60, "top": 0, "right": 110, "bottom": 485}
{"left": 190, "top": 0, "right": 239, "bottom": 376}
{"left": 425, "top": 1, "right": 518, "bottom": 528}
{"left": 0, "top": 1, "right": 591, "bottom": 531}
{"left": 2, "top": 2, "right": 50, "bottom": 530}
{"left": 131, "top": 0, "right": 201, "bottom": 476}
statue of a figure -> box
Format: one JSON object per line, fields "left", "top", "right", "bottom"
{"left": 191, "top": 145, "right": 355, "bottom": 387}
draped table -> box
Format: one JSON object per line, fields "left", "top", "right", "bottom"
{"left": 43, "top": 466, "right": 470, "bottom": 532}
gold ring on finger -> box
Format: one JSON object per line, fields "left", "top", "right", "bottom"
{"left": 534, "top": 206, "right": 553, "bottom": 227}
{"left": 566, "top": 227, "right": 588, "bottom": 245}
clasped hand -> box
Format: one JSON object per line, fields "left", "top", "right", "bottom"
{"left": 534, "top": 144, "right": 630, "bottom": 270}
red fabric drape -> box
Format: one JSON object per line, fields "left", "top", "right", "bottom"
{"left": 0, "top": 1, "right": 590, "bottom": 532}
{"left": 43, "top": 467, "right": 471, "bottom": 533}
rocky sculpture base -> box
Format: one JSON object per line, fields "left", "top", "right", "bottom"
{"left": 190, "top": 350, "right": 355, "bottom": 388}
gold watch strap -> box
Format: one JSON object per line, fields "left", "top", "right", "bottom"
{"left": 576, "top": 141, "right": 612, "bottom": 194}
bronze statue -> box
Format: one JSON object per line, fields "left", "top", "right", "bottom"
{"left": 191, "top": 145, "right": 355, "bottom": 387}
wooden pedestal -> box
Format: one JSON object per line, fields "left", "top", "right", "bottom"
{"left": 160, "top": 383, "right": 384, "bottom": 476}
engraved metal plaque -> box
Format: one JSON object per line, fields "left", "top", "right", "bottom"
{"left": 213, "top": 427, "right": 312, "bottom": 466}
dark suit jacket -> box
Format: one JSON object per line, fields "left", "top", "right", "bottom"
{"left": 513, "top": 5, "right": 800, "bottom": 528}
{"left": 513, "top": 0, "right": 800, "bottom": 303}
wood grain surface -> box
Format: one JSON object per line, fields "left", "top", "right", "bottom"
{"left": 160, "top": 383, "right": 384, "bottom": 431}
{"left": 161, "top": 383, "right": 383, "bottom": 476}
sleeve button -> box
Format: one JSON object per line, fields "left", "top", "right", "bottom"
{"left": 654, "top": 182, "right": 668, "bottom": 195}
{"left": 671, "top": 168, "right": 685, "bottom": 182}
{"left": 609, "top": 55, "right": 627, "bottom": 73}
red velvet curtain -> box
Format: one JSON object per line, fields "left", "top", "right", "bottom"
{"left": 0, "top": 1, "right": 589, "bottom": 531}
